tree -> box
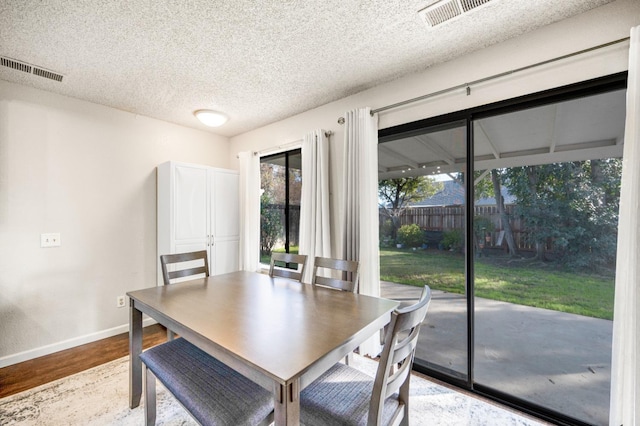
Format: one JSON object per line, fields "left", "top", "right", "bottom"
{"left": 474, "top": 169, "right": 519, "bottom": 256}
{"left": 260, "top": 158, "right": 302, "bottom": 251}
{"left": 260, "top": 192, "right": 282, "bottom": 256}
{"left": 491, "top": 169, "right": 518, "bottom": 256}
{"left": 503, "top": 159, "right": 621, "bottom": 272}
{"left": 378, "top": 177, "right": 441, "bottom": 241}
{"left": 474, "top": 169, "right": 518, "bottom": 256}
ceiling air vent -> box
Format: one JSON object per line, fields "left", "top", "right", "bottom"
{"left": 1, "top": 56, "right": 63, "bottom": 82}
{"left": 33, "top": 67, "right": 64, "bottom": 82}
{"left": 418, "top": 0, "right": 493, "bottom": 27}
{"left": 1, "top": 56, "right": 32, "bottom": 74}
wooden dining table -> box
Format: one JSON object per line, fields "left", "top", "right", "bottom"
{"left": 128, "top": 270, "right": 399, "bottom": 425}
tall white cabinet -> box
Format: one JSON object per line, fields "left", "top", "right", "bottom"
{"left": 157, "top": 161, "right": 240, "bottom": 285}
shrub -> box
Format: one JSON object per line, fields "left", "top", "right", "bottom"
{"left": 379, "top": 218, "right": 396, "bottom": 246}
{"left": 442, "top": 229, "right": 463, "bottom": 252}
{"left": 397, "top": 224, "right": 424, "bottom": 248}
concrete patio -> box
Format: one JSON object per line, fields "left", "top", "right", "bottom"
{"left": 380, "top": 281, "right": 612, "bottom": 426}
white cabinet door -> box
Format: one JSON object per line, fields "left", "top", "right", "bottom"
{"left": 213, "top": 240, "right": 240, "bottom": 275}
{"left": 212, "top": 170, "right": 240, "bottom": 239}
{"left": 158, "top": 161, "right": 240, "bottom": 284}
{"left": 210, "top": 170, "right": 239, "bottom": 275}
{"left": 174, "top": 164, "right": 209, "bottom": 248}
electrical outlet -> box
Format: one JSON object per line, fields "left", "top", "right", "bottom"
{"left": 117, "top": 295, "right": 126, "bottom": 308}
{"left": 41, "top": 233, "right": 61, "bottom": 248}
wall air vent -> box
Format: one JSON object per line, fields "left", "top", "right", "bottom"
{"left": 418, "top": 0, "right": 493, "bottom": 27}
{"left": 1, "top": 56, "right": 64, "bottom": 82}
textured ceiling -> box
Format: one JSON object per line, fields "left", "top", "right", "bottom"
{"left": 0, "top": 0, "right": 613, "bottom": 137}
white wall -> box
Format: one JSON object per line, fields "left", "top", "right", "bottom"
{"left": 229, "top": 0, "right": 639, "bottom": 259}
{"left": 0, "top": 81, "right": 230, "bottom": 366}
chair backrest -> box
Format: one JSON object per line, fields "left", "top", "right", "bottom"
{"left": 269, "top": 252, "right": 307, "bottom": 283}
{"left": 369, "top": 286, "right": 431, "bottom": 426}
{"left": 311, "top": 257, "right": 359, "bottom": 292}
{"left": 160, "top": 250, "right": 209, "bottom": 285}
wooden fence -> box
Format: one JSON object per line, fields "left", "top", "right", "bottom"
{"left": 382, "top": 205, "right": 535, "bottom": 251}
{"left": 264, "top": 203, "right": 535, "bottom": 251}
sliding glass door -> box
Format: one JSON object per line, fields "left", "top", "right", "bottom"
{"left": 472, "top": 88, "right": 624, "bottom": 425}
{"left": 378, "top": 75, "right": 626, "bottom": 425}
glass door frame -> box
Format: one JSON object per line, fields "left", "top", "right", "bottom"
{"left": 378, "top": 72, "right": 627, "bottom": 426}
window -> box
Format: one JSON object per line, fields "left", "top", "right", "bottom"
{"left": 259, "top": 149, "right": 302, "bottom": 265}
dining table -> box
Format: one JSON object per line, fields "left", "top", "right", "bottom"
{"left": 128, "top": 270, "right": 399, "bottom": 426}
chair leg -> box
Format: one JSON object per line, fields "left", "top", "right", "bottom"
{"left": 167, "top": 329, "right": 175, "bottom": 341}
{"left": 344, "top": 352, "right": 353, "bottom": 366}
{"left": 144, "top": 366, "right": 157, "bottom": 426}
{"left": 399, "top": 380, "right": 410, "bottom": 426}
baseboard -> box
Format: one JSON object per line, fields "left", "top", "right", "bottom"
{"left": 0, "top": 318, "right": 157, "bottom": 369}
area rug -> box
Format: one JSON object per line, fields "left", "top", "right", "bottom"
{"left": 0, "top": 354, "right": 546, "bottom": 425}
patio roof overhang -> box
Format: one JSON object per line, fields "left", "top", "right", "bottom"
{"left": 378, "top": 88, "right": 626, "bottom": 180}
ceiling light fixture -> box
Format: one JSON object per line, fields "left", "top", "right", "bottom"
{"left": 194, "top": 110, "right": 228, "bottom": 127}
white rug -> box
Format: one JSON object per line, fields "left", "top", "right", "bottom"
{"left": 0, "top": 355, "right": 547, "bottom": 425}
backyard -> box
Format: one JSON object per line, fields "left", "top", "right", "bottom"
{"left": 380, "top": 247, "right": 615, "bottom": 320}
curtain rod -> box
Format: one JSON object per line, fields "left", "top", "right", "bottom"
{"left": 249, "top": 131, "right": 333, "bottom": 157}
{"left": 337, "top": 36, "right": 630, "bottom": 123}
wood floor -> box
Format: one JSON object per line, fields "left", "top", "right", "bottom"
{"left": 0, "top": 324, "right": 167, "bottom": 399}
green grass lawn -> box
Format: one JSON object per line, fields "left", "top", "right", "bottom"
{"left": 260, "top": 246, "right": 300, "bottom": 266}
{"left": 380, "top": 248, "right": 615, "bottom": 320}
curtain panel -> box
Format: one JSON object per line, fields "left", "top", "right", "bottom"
{"left": 238, "top": 151, "right": 261, "bottom": 272}
{"left": 610, "top": 25, "right": 640, "bottom": 426}
{"left": 342, "top": 107, "right": 381, "bottom": 357}
{"left": 299, "top": 130, "right": 332, "bottom": 283}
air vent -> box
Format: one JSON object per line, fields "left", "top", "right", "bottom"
{"left": 1, "top": 56, "right": 63, "bottom": 82}
{"left": 1, "top": 57, "right": 32, "bottom": 74}
{"left": 418, "top": 0, "right": 493, "bottom": 27}
{"left": 459, "top": 0, "right": 492, "bottom": 12}
{"left": 33, "top": 67, "right": 64, "bottom": 82}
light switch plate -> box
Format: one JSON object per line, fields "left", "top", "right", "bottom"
{"left": 41, "top": 233, "right": 61, "bottom": 248}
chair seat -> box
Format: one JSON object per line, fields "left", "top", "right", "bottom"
{"left": 140, "top": 338, "right": 273, "bottom": 426}
{"left": 300, "top": 363, "right": 401, "bottom": 426}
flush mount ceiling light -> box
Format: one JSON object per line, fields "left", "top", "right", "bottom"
{"left": 194, "top": 110, "right": 228, "bottom": 127}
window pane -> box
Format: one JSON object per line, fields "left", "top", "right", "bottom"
{"left": 288, "top": 151, "right": 302, "bottom": 254}
{"left": 260, "top": 150, "right": 302, "bottom": 263}
{"left": 472, "top": 89, "right": 625, "bottom": 425}
{"left": 378, "top": 120, "right": 468, "bottom": 379}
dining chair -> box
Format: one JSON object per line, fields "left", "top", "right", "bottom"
{"left": 159, "top": 250, "right": 209, "bottom": 340}
{"left": 299, "top": 286, "right": 432, "bottom": 426}
{"left": 311, "top": 256, "right": 360, "bottom": 292}
{"left": 160, "top": 250, "right": 209, "bottom": 285}
{"left": 311, "top": 256, "right": 360, "bottom": 365}
{"left": 269, "top": 252, "right": 308, "bottom": 283}
{"left": 140, "top": 337, "right": 274, "bottom": 426}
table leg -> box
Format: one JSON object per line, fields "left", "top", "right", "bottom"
{"left": 274, "top": 379, "right": 300, "bottom": 425}
{"left": 129, "top": 300, "right": 143, "bottom": 408}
